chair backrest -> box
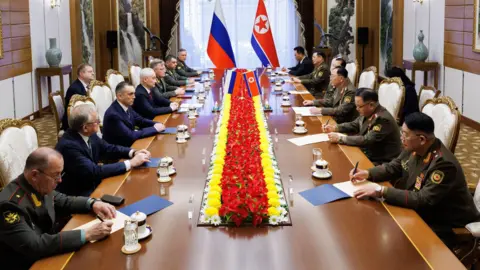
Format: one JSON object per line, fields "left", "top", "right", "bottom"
{"left": 129, "top": 64, "right": 141, "bottom": 88}
{"left": 474, "top": 181, "right": 480, "bottom": 212}
{"left": 106, "top": 69, "right": 125, "bottom": 98}
{"left": 49, "top": 91, "right": 64, "bottom": 135}
{"left": 358, "top": 66, "right": 378, "bottom": 90}
{"left": 418, "top": 85, "right": 441, "bottom": 110}
{"left": 421, "top": 96, "right": 461, "bottom": 153}
{"left": 67, "top": 94, "right": 96, "bottom": 119}
{"left": 378, "top": 77, "right": 405, "bottom": 122}
{"left": 0, "top": 119, "right": 38, "bottom": 187}
{"left": 345, "top": 60, "right": 359, "bottom": 87}
{"left": 88, "top": 80, "right": 115, "bottom": 126}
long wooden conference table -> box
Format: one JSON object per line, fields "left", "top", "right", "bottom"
{"left": 32, "top": 69, "right": 464, "bottom": 270}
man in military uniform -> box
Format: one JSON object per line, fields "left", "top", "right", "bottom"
{"left": 0, "top": 147, "right": 116, "bottom": 269}
{"left": 324, "top": 89, "right": 402, "bottom": 165}
{"left": 351, "top": 113, "right": 480, "bottom": 248}
{"left": 292, "top": 51, "right": 330, "bottom": 98}
{"left": 303, "top": 67, "right": 357, "bottom": 124}
{"left": 177, "top": 48, "right": 201, "bottom": 78}
{"left": 164, "top": 55, "right": 195, "bottom": 87}
{"left": 150, "top": 59, "right": 185, "bottom": 101}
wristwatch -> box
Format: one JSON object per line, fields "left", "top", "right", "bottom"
{"left": 88, "top": 198, "right": 100, "bottom": 210}
{"left": 375, "top": 185, "right": 383, "bottom": 198}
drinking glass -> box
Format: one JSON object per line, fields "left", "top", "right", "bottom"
{"left": 312, "top": 148, "right": 322, "bottom": 168}
{"left": 123, "top": 220, "right": 138, "bottom": 251}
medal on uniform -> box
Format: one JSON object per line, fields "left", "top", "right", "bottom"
{"left": 414, "top": 173, "right": 425, "bottom": 190}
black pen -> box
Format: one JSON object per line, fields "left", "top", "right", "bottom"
{"left": 325, "top": 119, "right": 330, "bottom": 126}
{"left": 96, "top": 215, "right": 105, "bottom": 222}
{"left": 351, "top": 161, "right": 359, "bottom": 182}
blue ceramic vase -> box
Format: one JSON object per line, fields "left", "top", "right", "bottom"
{"left": 413, "top": 30, "right": 429, "bottom": 62}
{"left": 45, "top": 38, "right": 62, "bottom": 67}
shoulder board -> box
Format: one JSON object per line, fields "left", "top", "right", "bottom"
{"left": 8, "top": 186, "right": 26, "bottom": 205}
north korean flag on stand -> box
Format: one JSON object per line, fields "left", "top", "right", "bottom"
{"left": 251, "top": 0, "right": 280, "bottom": 68}
{"left": 243, "top": 70, "right": 262, "bottom": 97}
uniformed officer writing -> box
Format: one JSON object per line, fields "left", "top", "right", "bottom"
{"left": 350, "top": 113, "right": 479, "bottom": 247}
{"left": 0, "top": 148, "right": 116, "bottom": 269}
{"left": 324, "top": 89, "right": 402, "bottom": 165}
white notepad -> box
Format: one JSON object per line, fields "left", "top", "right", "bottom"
{"left": 333, "top": 180, "right": 380, "bottom": 197}
{"left": 180, "top": 103, "right": 203, "bottom": 109}
{"left": 73, "top": 211, "right": 130, "bottom": 243}
{"left": 288, "top": 134, "right": 329, "bottom": 146}
{"left": 292, "top": 107, "right": 321, "bottom": 116}
{"left": 289, "top": 90, "right": 310, "bottom": 95}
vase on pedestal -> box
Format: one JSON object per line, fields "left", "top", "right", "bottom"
{"left": 413, "top": 30, "right": 429, "bottom": 62}
{"left": 45, "top": 38, "right": 62, "bottom": 67}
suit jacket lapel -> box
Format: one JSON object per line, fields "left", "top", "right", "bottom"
{"left": 115, "top": 101, "right": 134, "bottom": 129}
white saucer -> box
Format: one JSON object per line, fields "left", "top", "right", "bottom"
{"left": 168, "top": 168, "right": 176, "bottom": 176}
{"left": 312, "top": 170, "right": 332, "bottom": 179}
{"left": 281, "top": 103, "right": 291, "bottom": 107}
{"left": 138, "top": 225, "right": 153, "bottom": 240}
{"left": 293, "top": 128, "right": 308, "bottom": 134}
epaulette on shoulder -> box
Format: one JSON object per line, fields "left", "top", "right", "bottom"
{"left": 8, "top": 187, "right": 26, "bottom": 205}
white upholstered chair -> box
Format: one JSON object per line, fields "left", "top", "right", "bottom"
{"left": 418, "top": 85, "right": 441, "bottom": 110}
{"left": 106, "top": 69, "right": 125, "bottom": 97}
{"left": 67, "top": 94, "right": 102, "bottom": 138}
{"left": 358, "top": 66, "right": 378, "bottom": 90}
{"left": 421, "top": 96, "right": 460, "bottom": 153}
{"left": 87, "top": 80, "right": 115, "bottom": 127}
{"left": 0, "top": 119, "right": 38, "bottom": 187}
{"left": 345, "top": 60, "right": 359, "bottom": 87}
{"left": 378, "top": 77, "right": 405, "bottom": 122}
{"left": 129, "top": 64, "right": 141, "bottom": 88}
{"left": 49, "top": 91, "right": 65, "bottom": 140}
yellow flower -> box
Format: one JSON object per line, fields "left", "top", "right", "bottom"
{"left": 205, "top": 207, "right": 219, "bottom": 217}
{"left": 207, "top": 198, "right": 221, "bottom": 208}
{"left": 209, "top": 178, "right": 221, "bottom": 186}
{"left": 207, "top": 191, "right": 221, "bottom": 200}
{"left": 265, "top": 177, "right": 275, "bottom": 185}
{"left": 268, "top": 207, "right": 280, "bottom": 216}
{"left": 212, "top": 167, "right": 223, "bottom": 174}
{"left": 267, "top": 190, "right": 280, "bottom": 199}
{"left": 266, "top": 183, "right": 277, "bottom": 191}
{"left": 213, "top": 158, "right": 225, "bottom": 165}
{"left": 268, "top": 198, "right": 281, "bottom": 207}
{"left": 210, "top": 185, "right": 222, "bottom": 193}
{"left": 211, "top": 174, "right": 222, "bottom": 182}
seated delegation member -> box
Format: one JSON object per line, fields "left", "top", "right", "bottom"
{"left": 0, "top": 148, "right": 116, "bottom": 269}
{"left": 164, "top": 55, "right": 195, "bottom": 87}
{"left": 176, "top": 48, "right": 202, "bottom": 77}
{"left": 304, "top": 67, "right": 358, "bottom": 124}
{"left": 324, "top": 89, "right": 402, "bottom": 165}
{"left": 351, "top": 112, "right": 480, "bottom": 248}
{"left": 62, "top": 63, "right": 95, "bottom": 130}
{"left": 150, "top": 58, "right": 185, "bottom": 101}
{"left": 292, "top": 51, "right": 330, "bottom": 98}
{"left": 56, "top": 103, "right": 151, "bottom": 196}
{"left": 133, "top": 67, "right": 179, "bottom": 120}
{"left": 103, "top": 81, "right": 166, "bottom": 147}
{"left": 281, "top": 46, "right": 314, "bottom": 76}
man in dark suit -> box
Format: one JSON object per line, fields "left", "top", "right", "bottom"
{"left": 150, "top": 59, "right": 185, "bottom": 100}
{"left": 56, "top": 103, "right": 151, "bottom": 196}
{"left": 164, "top": 55, "right": 195, "bottom": 87}
{"left": 133, "top": 67, "right": 179, "bottom": 120}
{"left": 0, "top": 147, "right": 115, "bottom": 269}
{"left": 61, "top": 63, "right": 95, "bottom": 130}
{"left": 103, "top": 81, "right": 166, "bottom": 147}
{"left": 282, "top": 46, "right": 314, "bottom": 76}
{"left": 177, "top": 48, "right": 201, "bottom": 77}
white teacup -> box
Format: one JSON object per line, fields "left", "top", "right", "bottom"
{"left": 294, "top": 120, "right": 307, "bottom": 132}
{"left": 315, "top": 159, "right": 330, "bottom": 177}
{"left": 130, "top": 211, "right": 147, "bottom": 237}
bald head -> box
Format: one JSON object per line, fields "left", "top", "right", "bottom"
{"left": 24, "top": 148, "right": 64, "bottom": 195}
{"left": 25, "top": 147, "right": 63, "bottom": 172}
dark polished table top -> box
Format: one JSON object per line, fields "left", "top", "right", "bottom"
{"left": 32, "top": 69, "right": 464, "bottom": 270}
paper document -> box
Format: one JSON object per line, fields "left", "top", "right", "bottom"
{"left": 289, "top": 90, "right": 310, "bottom": 95}
{"left": 73, "top": 211, "right": 130, "bottom": 242}
{"left": 180, "top": 103, "right": 203, "bottom": 109}
{"left": 292, "top": 107, "right": 321, "bottom": 116}
{"left": 333, "top": 181, "right": 380, "bottom": 197}
{"left": 288, "top": 134, "right": 329, "bottom": 146}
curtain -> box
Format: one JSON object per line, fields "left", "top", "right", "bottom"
{"left": 296, "top": 0, "right": 313, "bottom": 56}
{"left": 179, "top": 0, "right": 301, "bottom": 68}
{"left": 160, "top": 0, "right": 180, "bottom": 57}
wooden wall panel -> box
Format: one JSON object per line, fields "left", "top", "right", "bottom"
{"left": 0, "top": 0, "right": 32, "bottom": 81}
{"left": 444, "top": 0, "right": 480, "bottom": 75}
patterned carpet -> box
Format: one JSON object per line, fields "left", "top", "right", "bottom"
{"left": 32, "top": 113, "right": 480, "bottom": 189}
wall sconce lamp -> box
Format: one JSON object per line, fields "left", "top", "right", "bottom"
{"left": 50, "top": 0, "right": 61, "bottom": 8}
{"left": 413, "top": 0, "right": 424, "bottom": 4}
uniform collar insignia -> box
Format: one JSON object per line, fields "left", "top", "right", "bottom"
{"left": 31, "top": 193, "right": 42, "bottom": 207}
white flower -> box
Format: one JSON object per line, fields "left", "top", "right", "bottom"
{"left": 269, "top": 215, "right": 280, "bottom": 225}
{"left": 278, "top": 207, "right": 288, "bottom": 217}
{"left": 199, "top": 215, "right": 211, "bottom": 224}
{"left": 281, "top": 215, "right": 289, "bottom": 223}
{"left": 211, "top": 215, "right": 221, "bottom": 226}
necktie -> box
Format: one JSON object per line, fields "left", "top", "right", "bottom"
{"left": 87, "top": 138, "right": 93, "bottom": 157}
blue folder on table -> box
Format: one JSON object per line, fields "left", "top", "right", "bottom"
{"left": 118, "top": 195, "right": 173, "bottom": 216}
{"left": 194, "top": 78, "right": 202, "bottom": 82}
{"left": 140, "top": 157, "right": 161, "bottom": 168}
{"left": 299, "top": 184, "right": 350, "bottom": 206}
{"left": 159, "top": 127, "right": 177, "bottom": 134}
{"left": 185, "top": 88, "right": 195, "bottom": 92}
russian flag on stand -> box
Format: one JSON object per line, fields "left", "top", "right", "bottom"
{"left": 251, "top": 0, "right": 280, "bottom": 68}
{"left": 207, "top": 0, "right": 236, "bottom": 68}
{"left": 243, "top": 70, "right": 262, "bottom": 97}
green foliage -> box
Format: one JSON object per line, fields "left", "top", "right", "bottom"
{"left": 328, "top": 0, "right": 355, "bottom": 57}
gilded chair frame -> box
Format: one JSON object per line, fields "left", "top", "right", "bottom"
{"left": 128, "top": 63, "right": 141, "bottom": 85}
{"left": 353, "top": 60, "right": 360, "bottom": 87}
{"left": 378, "top": 77, "right": 406, "bottom": 123}
{"left": 48, "top": 91, "right": 64, "bottom": 138}
{"left": 105, "top": 69, "right": 123, "bottom": 84}
{"left": 421, "top": 96, "right": 461, "bottom": 154}
{"left": 0, "top": 119, "right": 38, "bottom": 187}
{"left": 359, "top": 66, "right": 378, "bottom": 90}
{"left": 418, "top": 85, "right": 441, "bottom": 108}
{"left": 67, "top": 94, "right": 96, "bottom": 119}
{"left": 87, "top": 80, "right": 111, "bottom": 95}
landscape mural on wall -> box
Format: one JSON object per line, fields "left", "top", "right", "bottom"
{"left": 327, "top": 0, "right": 356, "bottom": 62}
{"left": 380, "top": 0, "right": 393, "bottom": 76}
{"left": 80, "top": 0, "right": 95, "bottom": 70}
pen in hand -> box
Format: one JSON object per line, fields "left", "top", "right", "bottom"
{"left": 351, "top": 161, "right": 359, "bottom": 182}
{"left": 96, "top": 215, "right": 105, "bottom": 222}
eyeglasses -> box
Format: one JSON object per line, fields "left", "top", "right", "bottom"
{"left": 85, "top": 119, "right": 101, "bottom": 126}
{"left": 38, "top": 170, "right": 65, "bottom": 181}
{"left": 356, "top": 102, "right": 371, "bottom": 109}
